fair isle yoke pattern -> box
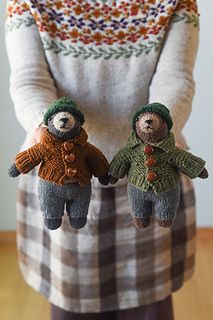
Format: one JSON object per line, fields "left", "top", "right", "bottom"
{"left": 6, "top": 0, "right": 199, "bottom": 59}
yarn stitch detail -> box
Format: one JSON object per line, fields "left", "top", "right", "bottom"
{"left": 42, "top": 36, "right": 163, "bottom": 59}
{"left": 109, "top": 131, "right": 205, "bottom": 195}
{"left": 15, "top": 128, "right": 109, "bottom": 187}
{"left": 6, "top": 0, "right": 199, "bottom": 46}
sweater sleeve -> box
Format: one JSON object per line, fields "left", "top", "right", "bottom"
{"left": 168, "top": 147, "right": 205, "bottom": 179}
{"left": 15, "top": 143, "right": 45, "bottom": 174}
{"left": 149, "top": 0, "right": 199, "bottom": 139}
{"left": 86, "top": 143, "right": 109, "bottom": 178}
{"left": 109, "top": 147, "right": 131, "bottom": 179}
{"left": 5, "top": 0, "right": 58, "bottom": 134}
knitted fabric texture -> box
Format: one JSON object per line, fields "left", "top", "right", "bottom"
{"left": 128, "top": 183, "right": 180, "bottom": 221}
{"left": 15, "top": 128, "right": 109, "bottom": 186}
{"left": 38, "top": 179, "right": 91, "bottom": 229}
{"left": 5, "top": 0, "right": 199, "bottom": 158}
{"left": 109, "top": 131, "right": 205, "bottom": 194}
{"left": 44, "top": 97, "right": 85, "bottom": 126}
{"left": 132, "top": 103, "right": 173, "bottom": 130}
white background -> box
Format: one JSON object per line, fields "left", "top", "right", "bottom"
{"left": 0, "top": 0, "right": 212, "bottom": 230}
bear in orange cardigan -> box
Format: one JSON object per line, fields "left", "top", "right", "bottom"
{"left": 9, "top": 97, "right": 110, "bottom": 230}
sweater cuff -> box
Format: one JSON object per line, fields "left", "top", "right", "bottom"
{"left": 15, "top": 150, "right": 35, "bottom": 174}
{"left": 183, "top": 157, "right": 206, "bottom": 179}
{"left": 109, "top": 160, "right": 128, "bottom": 179}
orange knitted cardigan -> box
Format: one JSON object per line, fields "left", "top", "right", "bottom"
{"left": 15, "top": 128, "right": 109, "bottom": 186}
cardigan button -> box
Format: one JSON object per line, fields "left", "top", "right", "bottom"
{"left": 144, "top": 146, "right": 154, "bottom": 155}
{"left": 65, "top": 154, "right": 75, "bottom": 162}
{"left": 64, "top": 141, "right": 74, "bottom": 151}
{"left": 145, "top": 157, "right": 156, "bottom": 167}
{"left": 67, "top": 168, "right": 77, "bottom": 177}
{"left": 147, "top": 172, "right": 157, "bottom": 182}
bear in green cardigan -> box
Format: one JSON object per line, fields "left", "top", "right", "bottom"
{"left": 109, "top": 103, "right": 208, "bottom": 228}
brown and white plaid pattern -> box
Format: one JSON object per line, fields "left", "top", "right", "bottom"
{"left": 16, "top": 170, "right": 196, "bottom": 313}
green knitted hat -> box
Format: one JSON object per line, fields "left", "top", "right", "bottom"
{"left": 132, "top": 102, "right": 173, "bottom": 130}
{"left": 44, "top": 97, "right": 85, "bottom": 125}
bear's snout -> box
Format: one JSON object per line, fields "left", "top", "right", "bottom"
{"left": 60, "top": 117, "right": 69, "bottom": 124}
{"left": 60, "top": 117, "right": 69, "bottom": 128}
{"left": 145, "top": 119, "right": 153, "bottom": 125}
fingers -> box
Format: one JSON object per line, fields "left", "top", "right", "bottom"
{"left": 34, "top": 127, "right": 46, "bottom": 142}
{"left": 29, "top": 127, "right": 46, "bottom": 146}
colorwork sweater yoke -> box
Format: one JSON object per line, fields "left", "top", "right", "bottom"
{"left": 5, "top": 0, "right": 199, "bottom": 160}
{"left": 109, "top": 131, "right": 205, "bottom": 194}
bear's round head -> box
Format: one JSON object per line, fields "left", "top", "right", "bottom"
{"left": 44, "top": 97, "right": 84, "bottom": 141}
{"left": 132, "top": 103, "right": 173, "bottom": 144}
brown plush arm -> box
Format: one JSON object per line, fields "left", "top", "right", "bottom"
{"left": 15, "top": 143, "right": 45, "bottom": 174}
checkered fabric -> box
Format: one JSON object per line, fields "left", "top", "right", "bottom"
{"left": 16, "top": 170, "right": 196, "bottom": 313}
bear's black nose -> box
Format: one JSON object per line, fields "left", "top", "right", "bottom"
{"left": 60, "top": 117, "right": 68, "bottom": 124}
{"left": 145, "top": 119, "right": 153, "bottom": 125}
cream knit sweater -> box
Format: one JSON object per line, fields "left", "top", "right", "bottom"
{"left": 5, "top": 0, "right": 199, "bottom": 160}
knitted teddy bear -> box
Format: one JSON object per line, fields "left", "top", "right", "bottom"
{"left": 8, "top": 97, "right": 110, "bottom": 230}
{"left": 109, "top": 103, "right": 208, "bottom": 228}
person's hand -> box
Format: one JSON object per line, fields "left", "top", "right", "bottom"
{"left": 29, "top": 126, "right": 46, "bottom": 146}
{"left": 175, "top": 141, "right": 185, "bottom": 149}
{"left": 198, "top": 167, "right": 209, "bottom": 179}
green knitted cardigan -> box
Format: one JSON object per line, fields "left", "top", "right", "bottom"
{"left": 109, "top": 131, "right": 205, "bottom": 194}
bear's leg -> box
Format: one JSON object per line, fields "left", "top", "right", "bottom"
{"left": 154, "top": 184, "right": 181, "bottom": 228}
{"left": 38, "top": 179, "right": 65, "bottom": 230}
{"left": 66, "top": 182, "right": 92, "bottom": 229}
{"left": 44, "top": 218, "right": 62, "bottom": 230}
{"left": 127, "top": 183, "right": 152, "bottom": 228}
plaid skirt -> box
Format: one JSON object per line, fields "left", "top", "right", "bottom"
{"left": 16, "top": 170, "right": 196, "bottom": 313}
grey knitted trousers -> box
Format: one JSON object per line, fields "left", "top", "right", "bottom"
{"left": 38, "top": 179, "right": 92, "bottom": 226}
{"left": 127, "top": 183, "right": 180, "bottom": 221}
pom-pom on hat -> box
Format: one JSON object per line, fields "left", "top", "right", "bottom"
{"left": 132, "top": 102, "right": 173, "bottom": 131}
{"left": 44, "top": 97, "right": 85, "bottom": 126}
